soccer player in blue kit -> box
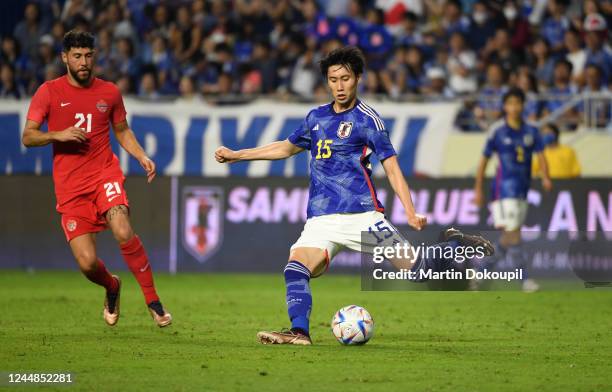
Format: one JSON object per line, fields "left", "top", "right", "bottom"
{"left": 216, "top": 47, "right": 493, "bottom": 345}
{"left": 474, "top": 88, "right": 552, "bottom": 292}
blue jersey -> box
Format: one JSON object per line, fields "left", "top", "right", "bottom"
{"left": 288, "top": 100, "right": 396, "bottom": 218}
{"left": 483, "top": 120, "right": 543, "bottom": 200}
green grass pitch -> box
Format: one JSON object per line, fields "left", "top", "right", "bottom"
{"left": 1, "top": 270, "right": 611, "bottom": 391}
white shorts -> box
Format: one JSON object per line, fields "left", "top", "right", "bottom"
{"left": 291, "top": 211, "right": 409, "bottom": 274}
{"left": 490, "top": 198, "right": 528, "bottom": 231}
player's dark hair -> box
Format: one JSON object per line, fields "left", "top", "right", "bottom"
{"left": 62, "top": 30, "right": 94, "bottom": 52}
{"left": 502, "top": 87, "right": 525, "bottom": 104}
{"left": 319, "top": 46, "right": 365, "bottom": 78}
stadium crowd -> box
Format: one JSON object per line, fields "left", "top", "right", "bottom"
{"left": 0, "top": 0, "right": 610, "bottom": 130}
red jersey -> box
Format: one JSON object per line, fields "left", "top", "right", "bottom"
{"left": 27, "top": 76, "right": 127, "bottom": 208}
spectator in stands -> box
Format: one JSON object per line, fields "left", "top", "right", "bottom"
{"left": 564, "top": 29, "right": 587, "bottom": 85}
{"left": 0, "top": 63, "right": 26, "bottom": 99}
{"left": 170, "top": 5, "right": 203, "bottom": 64}
{"left": 580, "top": 63, "right": 611, "bottom": 128}
{"left": 403, "top": 45, "right": 428, "bottom": 95}
{"left": 43, "top": 63, "right": 61, "bottom": 82}
{"left": 516, "top": 69, "right": 541, "bottom": 122}
{"left": 529, "top": 37, "right": 556, "bottom": 91}
{"left": 332, "top": 14, "right": 360, "bottom": 47}
{"left": 359, "top": 8, "right": 394, "bottom": 71}
{"left": 13, "top": 3, "right": 46, "bottom": 60}
{"left": 467, "top": 1, "right": 496, "bottom": 53}
{"left": 1, "top": 36, "right": 19, "bottom": 65}
{"left": 474, "top": 62, "right": 507, "bottom": 129}
{"left": 100, "top": 2, "right": 135, "bottom": 43}
{"left": 583, "top": 13, "right": 611, "bottom": 84}
{"left": 147, "top": 4, "right": 172, "bottom": 41}
{"left": 543, "top": 59, "right": 579, "bottom": 130}
{"left": 532, "top": 123, "right": 580, "bottom": 179}
{"left": 395, "top": 11, "right": 423, "bottom": 47}
{"left": 422, "top": 66, "right": 455, "bottom": 100}
{"left": 116, "top": 74, "right": 133, "bottom": 96}
{"left": 484, "top": 28, "right": 522, "bottom": 77}
{"left": 49, "top": 21, "right": 65, "bottom": 54}
{"left": 540, "top": 0, "right": 569, "bottom": 53}
{"left": 380, "top": 45, "right": 407, "bottom": 98}
{"left": 290, "top": 43, "right": 319, "bottom": 98}
{"left": 61, "top": 0, "right": 94, "bottom": 27}
{"left": 302, "top": 0, "right": 333, "bottom": 44}
{"left": 138, "top": 71, "right": 160, "bottom": 101}
{"left": 503, "top": 0, "right": 530, "bottom": 51}
{"left": 144, "top": 34, "right": 177, "bottom": 95}
{"left": 113, "top": 37, "right": 140, "bottom": 80}
{"left": 240, "top": 63, "right": 263, "bottom": 95}
{"left": 177, "top": 75, "right": 203, "bottom": 103}
{"left": 251, "top": 40, "right": 277, "bottom": 94}
{"left": 217, "top": 72, "right": 236, "bottom": 96}
{"left": 0, "top": 0, "right": 608, "bottom": 110}
{"left": 362, "top": 67, "right": 385, "bottom": 95}
{"left": 93, "top": 28, "right": 113, "bottom": 80}
{"left": 446, "top": 31, "right": 477, "bottom": 94}
{"left": 440, "top": 0, "right": 470, "bottom": 38}
{"left": 33, "top": 35, "right": 59, "bottom": 85}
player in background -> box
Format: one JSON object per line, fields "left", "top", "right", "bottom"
{"left": 22, "top": 30, "right": 171, "bottom": 327}
{"left": 474, "top": 88, "right": 552, "bottom": 292}
{"left": 216, "top": 46, "right": 493, "bottom": 345}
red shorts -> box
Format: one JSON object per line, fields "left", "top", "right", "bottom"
{"left": 58, "top": 176, "right": 130, "bottom": 242}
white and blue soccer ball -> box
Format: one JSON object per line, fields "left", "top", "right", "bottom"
{"left": 331, "top": 305, "right": 374, "bottom": 345}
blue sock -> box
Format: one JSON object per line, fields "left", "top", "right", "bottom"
{"left": 284, "top": 261, "right": 312, "bottom": 335}
{"left": 506, "top": 243, "right": 528, "bottom": 280}
{"left": 410, "top": 240, "right": 460, "bottom": 282}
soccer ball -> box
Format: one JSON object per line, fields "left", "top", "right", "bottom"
{"left": 331, "top": 305, "right": 374, "bottom": 345}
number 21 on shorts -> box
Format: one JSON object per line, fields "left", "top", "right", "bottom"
{"left": 104, "top": 182, "right": 122, "bottom": 202}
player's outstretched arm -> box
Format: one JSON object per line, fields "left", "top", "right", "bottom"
{"left": 215, "top": 140, "right": 303, "bottom": 163}
{"left": 536, "top": 153, "right": 553, "bottom": 191}
{"left": 382, "top": 156, "right": 427, "bottom": 231}
{"left": 22, "top": 120, "right": 87, "bottom": 147}
{"left": 112, "top": 120, "right": 156, "bottom": 183}
{"left": 474, "top": 156, "right": 490, "bottom": 207}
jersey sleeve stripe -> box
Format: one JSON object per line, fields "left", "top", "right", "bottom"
{"left": 357, "top": 104, "right": 384, "bottom": 131}
{"left": 357, "top": 103, "right": 383, "bottom": 130}
{"left": 361, "top": 102, "right": 385, "bottom": 127}
{"left": 358, "top": 103, "right": 384, "bottom": 130}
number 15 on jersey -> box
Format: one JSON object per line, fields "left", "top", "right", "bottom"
{"left": 316, "top": 139, "right": 333, "bottom": 159}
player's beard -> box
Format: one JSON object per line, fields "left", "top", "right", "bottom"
{"left": 68, "top": 66, "right": 92, "bottom": 86}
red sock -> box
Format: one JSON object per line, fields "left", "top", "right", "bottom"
{"left": 120, "top": 235, "right": 159, "bottom": 304}
{"left": 83, "top": 259, "right": 118, "bottom": 293}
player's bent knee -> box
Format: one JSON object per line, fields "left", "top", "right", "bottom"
{"left": 75, "top": 251, "right": 97, "bottom": 273}
{"left": 112, "top": 225, "right": 134, "bottom": 244}
{"left": 289, "top": 247, "right": 328, "bottom": 277}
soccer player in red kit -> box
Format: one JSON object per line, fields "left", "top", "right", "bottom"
{"left": 22, "top": 30, "right": 172, "bottom": 327}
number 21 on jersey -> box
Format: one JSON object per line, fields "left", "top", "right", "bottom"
{"left": 316, "top": 139, "right": 333, "bottom": 159}
{"left": 74, "top": 113, "right": 92, "bottom": 133}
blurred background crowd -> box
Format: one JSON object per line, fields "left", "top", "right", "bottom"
{"left": 0, "top": 0, "right": 610, "bottom": 131}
